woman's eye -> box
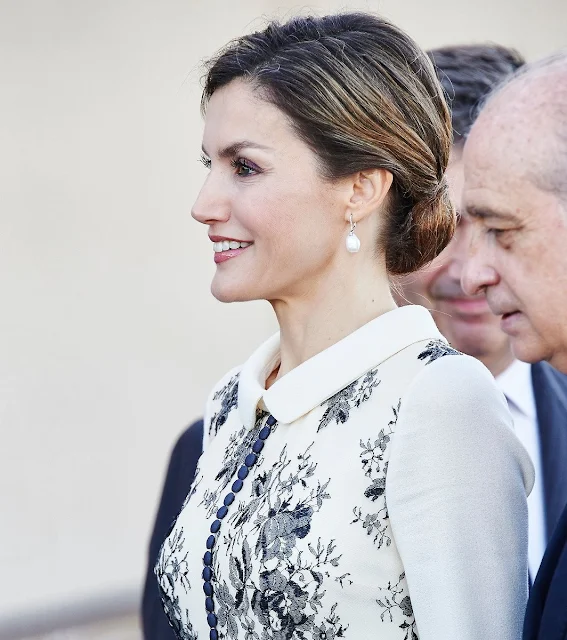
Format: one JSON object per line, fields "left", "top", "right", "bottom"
{"left": 231, "top": 158, "right": 258, "bottom": 177}
{"left": 199, "top": 154, "right": 212, "bottom": 169}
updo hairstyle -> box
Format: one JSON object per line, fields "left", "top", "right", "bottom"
{"left": 202, "top": 13, "right": 455, "bottom": 275}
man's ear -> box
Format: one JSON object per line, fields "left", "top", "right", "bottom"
{"left": 346, "top": 168, "right": 394, "bottom": 223}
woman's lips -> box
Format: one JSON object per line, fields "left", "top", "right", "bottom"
{"left": 213, "top": 245, "right": 251, "bottom": 264}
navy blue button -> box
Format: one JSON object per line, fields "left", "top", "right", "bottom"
{"left": 207, "top": 613, "right": 218, "bottom": 628}
{"left": 232, "top": 478, "right": 243, "bottom": 493}
{"left": 252, "top": 439, "right": 264, "bottom": 454}
{"left": 224, "top": 492, "right": 235, "bottom": 506}
{"left": 267, "top": 415, "right": 276, "bottom": 426}
{"left": 216, "top": 505, "right": 228, "bottom": 520}
{"left": 237, "top": 465, "right": 249, "bottom": 480}
{"left": 259, "top": 426, "right": 271, "bottom": 440}
{"left": 206, "top": 535, "right": 216, "bottom": 549}
{"left": 245, "top": 453, "right": 257, "bottom": 467}
{"left": 203, "top": 581, "right": 213, "bottom": 597}
{"left": 205, "top": 596, "right": 214, "bottom": 612}
{"left": 203, "top": 551, "right": 213, "bottom": 566}
{"left": 210, "top": 629, "right": 219, "bottom": 640}
{"left": 210, "top": 519, "right": 221, "bottom": 534}
{"left": 203, "top": 566, "right": 213, "bottom": 581}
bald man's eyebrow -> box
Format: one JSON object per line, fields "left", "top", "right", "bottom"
{"left": 466, "top": 205, "right": 521, "bottom": 224}
{"left": 201, "top": 141, "right": 273, "bottom": 159}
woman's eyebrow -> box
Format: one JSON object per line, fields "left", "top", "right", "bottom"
{"left": 201, "top": 141, "right": 273, "bottom": 159}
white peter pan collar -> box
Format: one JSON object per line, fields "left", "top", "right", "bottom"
{"left": 238, "top": 305, "right": 445, "bottom": 429}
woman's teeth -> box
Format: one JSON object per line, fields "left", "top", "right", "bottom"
{"left": 213, "top": 241, "right": 251, "bottom": 253}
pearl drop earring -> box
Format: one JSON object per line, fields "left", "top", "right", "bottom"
{"left": 346, "top": 213, "right": 361, "bottom": 253}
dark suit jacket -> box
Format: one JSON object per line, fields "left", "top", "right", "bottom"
{"left": 142, "top": 419, "right": 204, "bottom": 640}
{"left": 524, "top": 362, "right": 567, "bottom": 640}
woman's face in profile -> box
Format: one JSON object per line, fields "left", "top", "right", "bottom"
{"left": 192, "top": 79, "right": 351, "bottom": 304}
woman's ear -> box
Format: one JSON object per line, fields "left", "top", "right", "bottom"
{"left": 347, "top": 169, "right": 394, "bottom": 223}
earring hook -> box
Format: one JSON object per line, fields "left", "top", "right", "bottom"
{"left": 349, "top": 213, "right": 356, "bottom": 232}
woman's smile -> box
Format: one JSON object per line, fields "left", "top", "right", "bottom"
{"left": 210, "top": 235, "right": 253, "bottom": 264}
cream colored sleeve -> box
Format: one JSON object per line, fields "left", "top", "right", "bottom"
{"left": 387, "top": 354, "right": 534, "bottom": 640}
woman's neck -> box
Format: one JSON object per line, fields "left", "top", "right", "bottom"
{"left": 269, "top": 264, "right": 396, "bottom": 383}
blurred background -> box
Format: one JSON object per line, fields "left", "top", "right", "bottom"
{"left": 0, "top": 0, "right": 565, "bottom": 638}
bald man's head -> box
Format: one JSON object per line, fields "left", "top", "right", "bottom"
{"left": 475, "top": 53, "right": 567, "bottom": 200}
{"left": 460, "top": 52, "right": 567, "bottom": 372}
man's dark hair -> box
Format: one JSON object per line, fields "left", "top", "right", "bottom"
{"left": 428, "top": 45, "right": 525, "bottom": 143}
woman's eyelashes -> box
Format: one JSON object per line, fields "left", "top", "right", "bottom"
{"left": 230, "top": 157, "right": 260, "bottom": 177}
{"left": 198, "top": 154, "right": 260, "bottom": 177}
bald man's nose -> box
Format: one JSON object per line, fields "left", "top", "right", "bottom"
{"left": 461, "top": 253, "right": 499, "bottom": 296}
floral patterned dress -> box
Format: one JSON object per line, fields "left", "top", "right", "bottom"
{"left": 156, "top": 305, "right": 534, "bottom": 640}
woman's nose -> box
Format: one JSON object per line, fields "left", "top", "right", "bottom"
{"left": 191, "top": 175, "right": 231, "bottom": 226}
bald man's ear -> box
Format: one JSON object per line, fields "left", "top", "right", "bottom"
{"left": 346, "top": 169, "right": 393, "bottom": 223}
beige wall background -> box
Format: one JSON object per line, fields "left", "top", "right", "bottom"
{"left": 0, "top": 0, "right": 565, "bottom": 630}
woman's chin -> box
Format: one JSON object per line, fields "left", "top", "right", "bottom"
{"left": 211, "top": 279, "right": 257, "bottom": 303}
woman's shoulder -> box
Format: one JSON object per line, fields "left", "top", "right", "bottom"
{"left": 388, "top": 341, "right": 535, "bottom": 501}
{"left": 396, "top": 341, "right": 532, "bottom": 469}
{"left": 386, "top": 337, "right": 494, "bottom": 398}
{"left": 410, "top": 339, "right": 495, "bottom": 389}
{"left": 204, "top": 365, "right": 244, "bottom": 441}
{"left": 208, "top": 365, "right": 243, "bottom": 402}
{"left": 397, "top": 339, "right": 508, "bottom": 423}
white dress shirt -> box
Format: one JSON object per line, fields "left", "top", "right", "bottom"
{"left": 497, "top": 359, "right": 546, "bottom": 578}
{"left": 157, "top": 306, "right": 534, "bottom": 640}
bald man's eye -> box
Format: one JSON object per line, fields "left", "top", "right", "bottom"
{"left": 487, "top": 227, "right": 516, "bottom": 247}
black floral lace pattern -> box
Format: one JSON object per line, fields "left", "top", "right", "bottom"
{"left": 318, "top": 368, "right": 380, "bottom": 432}
{"left": 156, "top": 527, "right": 198, "bottom": 640}
{"left": 349, "top": 400, "right": 417, "bottom": 638}
{"left": 207, "top": 442, "right": 349, "bottom": 640}
{"left": 351, "top": 401, "right": 400, "bottom": 549}
{"left": 417, "top": 340, "right": 459, "bottom": 365}
{"left": 376, "top": 573, "right": 418, "bottom": 640}
{"left": 209, "top": 373, "right": 240, "bottom": 438}
{"left": 200, "top": 411, "right": 270, "bottom": 520}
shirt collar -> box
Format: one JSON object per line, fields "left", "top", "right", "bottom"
{"left": 496, "top": 359, "right": 536, "bottom": 419}
{"left": 238, "top": 305, "right": 445, "bottom": 428}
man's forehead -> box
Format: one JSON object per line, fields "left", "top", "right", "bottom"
{"left": 467, "top": 72, "right": 559, "bottom": 157}
{"left": 464, "top": 105, "right": 549, "bottom": 192}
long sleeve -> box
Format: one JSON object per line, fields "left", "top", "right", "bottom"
{"left": 387, "top": 354, "right": 535, "bottom": 640}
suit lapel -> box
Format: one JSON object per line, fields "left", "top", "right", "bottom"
{"left": 531, "top": 362, "right": 567, "bottom": 541}
{"left": 524, "top": 504, "right": 567, "bottom": 640}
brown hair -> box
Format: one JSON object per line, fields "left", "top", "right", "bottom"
{"left": 202, "top": 13, "right": 455, "bottom": 275}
